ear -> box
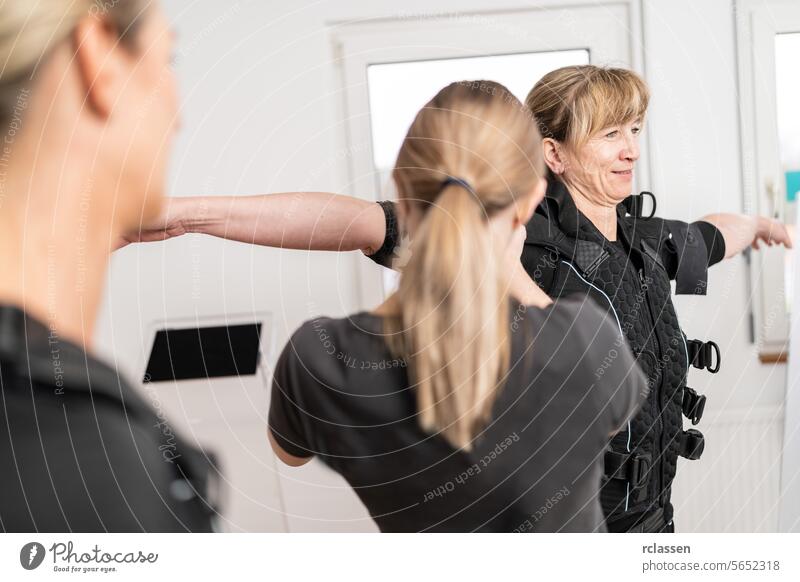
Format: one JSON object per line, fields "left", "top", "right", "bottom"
{"left": 73, "top": 16, "right": 121, "bottom": 119}
{"left": 542, "top": 138, "right": 566, "bottom": 175}
{"left": 514, "top": 178, "right": 547, "bottom": 228}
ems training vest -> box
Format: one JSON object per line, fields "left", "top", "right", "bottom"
{"left": 0, "top": 304, "right": 221, "bottom": 532}
{"left": 521, "top": 181, "right": 719, "bottom": 526}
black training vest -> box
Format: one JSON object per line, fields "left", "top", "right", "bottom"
{"left": 0, "top": 304, "right": 221, "bottom": 532}
{"left": 522, "top": 181, "right": 716, "bottom": 526}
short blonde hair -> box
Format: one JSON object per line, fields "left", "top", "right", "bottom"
{"left": 525, "top": 65, "right": 649, "bottom": 149}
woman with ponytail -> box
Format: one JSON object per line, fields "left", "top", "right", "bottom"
{"left": 266, "top": 82, "right": 645, "bottom": 532}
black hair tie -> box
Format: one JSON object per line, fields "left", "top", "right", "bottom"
{"left": 440, "top": 177, "right": 475, "bottom": 193}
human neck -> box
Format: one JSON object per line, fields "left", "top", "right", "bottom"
{"left": 0, "top": 137, "right": 115, "bottom": 350}
{"left": 563, "top": 181, "right": 619, "bottom": 241}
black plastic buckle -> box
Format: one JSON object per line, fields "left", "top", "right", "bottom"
{"left": 627, "top": 454, "right": 651, "bottom": 488}
{"left": 679, "top": 429, "right": 705, "bottom": 460}
{"left": 605, "top": 451, "right": 651, "bottom": 489}
{"left": 682, "top": 386, "right": 707, "bottom": 425}
{"left": 623, "top": 191, "right": 657, "bottom": 219}
{"left": 686, "top": 339, "right": 721, "bottom": 373}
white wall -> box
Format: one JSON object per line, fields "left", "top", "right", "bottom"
{"left": 93, "top": 0, "right": 787, "bottom": 532}
{"left": 645, "top": 0, "right": 786, "bottom": 407}
{"left": 643, "top": 0, "right": 785, "bottom": 531}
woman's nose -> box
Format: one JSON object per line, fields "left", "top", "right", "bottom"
{"left": 621, "top": 136, "right": 640, "bottom": 162}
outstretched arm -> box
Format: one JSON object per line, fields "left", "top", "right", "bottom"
{"left": 116, "top": 192, "right": 387, "bottom": 254}
{"left": 700, "top": 213, "right": 793, "bottom": 259}
{"left": 118, "top": 193, "right": 552, "bottom": 303}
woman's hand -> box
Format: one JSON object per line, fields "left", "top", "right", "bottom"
{"left": 751, "top": 216, "right": 793, "bottom": 250}
{"left": 503, "top": 224, "right": 552, "bottom": 307}
{"left": 701, "top": 213, "right": 793, "bottom": 259}
{"left": 114, "top": 197, "right": 192, "bottom": 250}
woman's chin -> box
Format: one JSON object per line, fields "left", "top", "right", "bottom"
{"left": 614, "top": 183, "right": 634, "bottom": 199}
{"left": 609, "top": 189, "right": 632, "bottom": 204}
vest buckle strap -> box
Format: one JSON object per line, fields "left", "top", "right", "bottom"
{"left": 678, "top": 428, "right": 705, "bottom": 460}
{"left": 604, "top": 450, "right": 651, "bottom": 489}
{"left": 682, "top": 386, "right": 707, "bottom": 425}
{"left": 622, "top": 191, "right": 657, "bottom": 219}
{"left": 686, "top": 339, "right": 721, "bottom": 373}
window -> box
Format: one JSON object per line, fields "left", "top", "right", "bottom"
{"left": 736, "top": 0, "right": 800, "bottom": 534}
{"left": 736, "top": 0, "right": 800, "bottom": 356}
{"left": 367, "top": 50, "right": 589, "bottom": 172}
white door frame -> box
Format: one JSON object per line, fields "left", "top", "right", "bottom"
{"left": 736, "top": 0, "right": 800, "bottom": 533}
{"left": 735, "top": 0, "right": 798, "bottom": 355}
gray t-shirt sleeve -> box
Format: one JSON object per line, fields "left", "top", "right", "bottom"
{"left": 268, "top": 337, "right": 315, "bottom": 458}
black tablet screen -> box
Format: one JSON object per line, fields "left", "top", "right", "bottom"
{"left": 143, "top": 322, "right": 262, "bottom": 382}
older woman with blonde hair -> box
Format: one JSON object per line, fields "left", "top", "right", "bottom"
{"left": 124, "top": 65, "right": 791, "bottom": 533}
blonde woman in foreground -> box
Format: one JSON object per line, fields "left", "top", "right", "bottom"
{"left": 0, "top": 0, "right": 218, "bottom": 532}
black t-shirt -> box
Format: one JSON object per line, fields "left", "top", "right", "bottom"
{"left": 269, "top": 298, "right": 646, "bottom": 532}
{"left": 0, "top": 305, "right": 219, "bottom": 532}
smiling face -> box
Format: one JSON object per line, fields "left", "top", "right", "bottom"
{"left": 560, "top": 117, "right": 643, "bottom": 205}
{"left": 526, "top": 65, "right": 650, "bottom": 208}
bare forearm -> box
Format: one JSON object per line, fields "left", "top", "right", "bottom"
{"left": 701, "top": 213, "right": 792, "bottom": 258}
{"left": 179, "top": 192, "right": 386, "bottom": 253}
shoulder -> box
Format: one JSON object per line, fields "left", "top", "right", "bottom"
{"left": 627, "top": 215, "right": 703, "bottom": 248}
{"left": 544, "top": 299, "right": 643, "bottom": 405}
{"left": 514, "top": 299, "right": 637, "bottom": 416}
{"left": 516, "top": 298, "right": 620, "bottom": 363}
{"left": 523, "top": 204, "right": 562, "bottom": 246}
{"left": 288, "top": 315, "right": 351, "bottom": 358}
{"left": 623, "top": 216, "right": 675, "bottom": 239}
{"left": 278, "top": 314, "right": 376, "bottom": 380}
{"left": 534, "top": 297, "right": 622, "bottom": 357}
{"left": 552, "top": 297, "right": 621, "bottom": 340}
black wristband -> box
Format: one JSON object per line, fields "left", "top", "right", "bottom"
{"left": 366, "top": 201, "right": 399, "bottom": 268}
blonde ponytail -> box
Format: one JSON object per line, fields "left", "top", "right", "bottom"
{"left": 393, "top": 182, "right": 509, "bottom": 449}
{"left": 386, "top": 81, "right": 544, "bottom": 451}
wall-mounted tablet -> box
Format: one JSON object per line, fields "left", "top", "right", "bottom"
{"left": 143, "top": 322, "right": 263, "bottom": 382}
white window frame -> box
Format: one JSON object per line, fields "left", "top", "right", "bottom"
{"left": 736, "top": 0, "right": 800, "bottom": 534}
{"left": 735, "top": 0, "right": 799, "bottom": 357}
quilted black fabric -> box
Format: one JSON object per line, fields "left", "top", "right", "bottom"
{"left": 522, "top": 183, "right": 707, "bottom": 527}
